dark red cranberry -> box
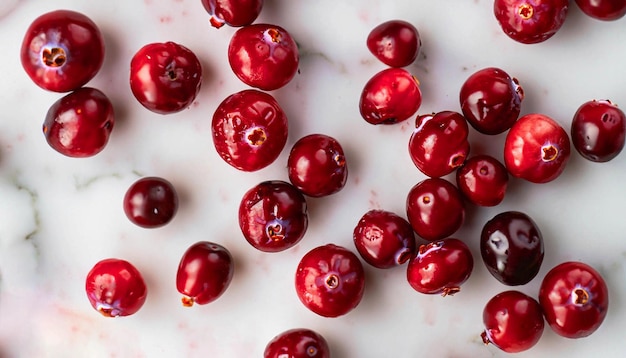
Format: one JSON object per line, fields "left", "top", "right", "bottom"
{"left": 85, "top": 258, "right": 147, "bottom": 317}
{"left": 201, "top": 0, "right": 264, "bottom": 28}
{"left": 408, "top": 111, "right": 470, "bottom": 177}
{"left": 456, "top": 155, "right": 509, "bottom": 207}
{"left": 212, "top": 89, "right": 288, "bottom": 172}
{"left": 239, "top": 180, "right": 308, "bottom": 253}
{"left": 295, "top": 244, "right": 365, "bottom": 318}
{"left": 228, "top": 23, "right": 299, "bottom": 91}
{"left": 406, "top": 178, "right": 464, "bottom": 242}
{"left": 359, "top": 68, "right": 422, "bottom": 125}
{"left": 504, "top": 113, "right": 571, "bottom": 183}
{"left": 494, "top": 0, "right": 569, "bottom": 44}
{"left": 264, "top": 328, "right": 330, "bottom": 358}
{"left": 287, "top": 134, "right": 348, "bottom": 197}
{"left": 571, "top": 99, "right": 626, "bottom": 162}
{"left": 575, "top": 0, "right": 626, "bottom": 20}
{"left": 123, "top": 177, "right": 179, "bottom": 228}
{"left": 176, "top": 241, "right": 234, "bottom": 307}
{"left": 539, "top": 261, "right": 609, "bottom": 338}
{"left": 43, "top": 87, "right": 114, "bottom": 158}
{"left": 366, "top": 20, "right": 421, "bottom": 68}
{"left": 406, "top": 238, "right": 473, "bottom": 296}
{"left": 353, "top": 209, "right": 416, "bottom": 269}
{"left": 459, "top": 67, "right": 523, "bottom": 135}
{"left": 20, "top": 10, "right": 104, "bottom": 92}
{"left": 481, "top": 290, "right": 544, "bottom": 353}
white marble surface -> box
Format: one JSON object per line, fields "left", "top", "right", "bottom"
{"left": 1, "top": 0, "right": 626, "bottom": 357}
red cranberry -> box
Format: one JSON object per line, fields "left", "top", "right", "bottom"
{"left": 228, "top": 23, "right": 299, "bottom": 91}
{"left": 295, "top": 244, "right": 365, "bottom": 318}
{"left": 43, "top": 87, "right": 114, "bottom": 158}
{"left": 287, "top": 134, "right": 348, "bottom": 197}
{"left": 539, "top": 261, "right": 609, "bottom": 338}
{"left": 123, "top": 177, "right": 179, "bottom": 228}
{"left": 85, "top": 258, "right": 147, "bottom": 317}
{"left": 481, "top": 290, "right": 544, "bottom": 353}
{"left": 366, "top": 20, "right": 421, "bottom": 68}
{"left": 406, "top": 178, "right": 465, "bottom": 242}
{"left": 353, "top": 209, "right": 417, "bottom": 269}
{"left": 201, "top": 0, "right": 264, "bottom": 28}
{"left": 176, "top": 241, "right": 234, "bottom": 307}
{"left": 571, "top": 99, "right": 626, "bottom": 162}
{"left": 129, "top": 41, "right": 202, "bottom": 114}
{"left": 408, "top": 111, "right": 470, "bottom": 177}
{"left": 503, "top": 113, "right": 571, "bottom": 183}
{"left": 264, "top": 328, "right": 330, "bottom": 358}
{"left": 406, "top": 238, "right": 473, "bottom": 296}
{"left": 20, "top": 10, "right": 105, "bottom": 92}
{"left": 212, "top": 89, "right": 288, "bottom": 172}
{"left": 575, "top": 0, "right": 626, "bottom": 21}
{"left": 456, "top": 155, "right": 509, "bottom": 207}
{"left": 459, "top": 67, "right": 523, "bottom": 135}
{"left": 359, "top": 68, "right": 422, "bottom": 125}
{"left": 494, "top": 0, "right": 569, "bottom": 44}
{"left": 239, "top": 180, "right": 308, "bottom": 253}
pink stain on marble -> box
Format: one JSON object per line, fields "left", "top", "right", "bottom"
{"left": 368, "top": 189, "right": 380, "bottom": 209}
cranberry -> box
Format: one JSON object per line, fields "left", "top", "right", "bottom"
{"left": 575, "top": 0, "right": 626, "bottom": 21}
{"left": 212, "top": 89, "right": 288, "bottom": 171}
{"left": 366, "top": 20, "right": 421, "bottom": 68}
{"left": 43, "top": 87, "right": 114, "bottom": 158}
{"left": 264, "top": 328, "right": 330, "bottom": 358}
{"left": 408, "top": 111, "right": 470, "bottom": 178}
{"left": 201, "top": 0, "right": 264, "bottom": 28}
{"left": 85, "top": 258, "right": 147, "bottom": 317}
{"left": 20, "top": 10, "right": 104, "bottom": 92}
{"left": 359, "top": 68, "right": 422, "bottom": 125}
{"left": 238, "top": 180, "right": 308, "bottom": 253}
{"left": 353, "top": 209, "right": 416, "bottom": 269}
{"left": 406, "top": 238, "right": 473, "bottom": 296}
{"left": 456, "top": 155, "right": 509, "bottom": 207}
{"left": 176, "top": 241, "right": 234, "bottom": 307}
{"left": 228, "top": 23, "right": 299, "bottom": 91}
{"left": 481, "top": 290, "right": 544, "bottom": 353}
{"left": 459, "top": 67, "right": 523, "bottom": 135}
{"left": 129, "top": 41, "right": 202, "bottom": 114}
{"left": 295, "top": 244, "right": 365, "bottom": 318}
{"left": 480, "top": 211, "right": 544, "bottom": 286}
{"left": 123, "top": 177, "right": 179, "bottom": 228}
{"left": 494, "top": 0, "right": 569, "bottom": 44}
{"left": 539, "top": 261, "right": 609, "bottom": 338}
{"left": 406, "top": 178, "right": 465, "bottom": 242}
{"left": 287, "top": 134, "right": 348, "bottom": 197}
{"left": 571, "top": 99, "right": 626, "bottom": 162}
{"left": 503, "top": 113, "right": 571, "bottom": 183}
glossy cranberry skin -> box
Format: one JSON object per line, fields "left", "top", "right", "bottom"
{"left": 571, "top": 100, "right": 626, "bottom": 162}
{"left": 129, "top": 42, "right": 202, "bottom": 114}
{"left": 264, "top": 328, "right": 330, "bottom": 358}
{"left": 212, "top": 89, "right": 288, "bottom": 171}
{"left": 353, "top": 209, "right": 417, "bottom": 269}
{"left": 406, "top": 178, "right": 465, "bottom": 242}
{"left": 201, "top": 0, "right": 264, "bottom": 28}
{"left": 295, "top": 244, "right": 365, "bottom": 318}
{"left": 43, "top": 87, "right": 114, "bottom": 158}
{"left": 359, "top": 68, "right": 422, "bottom": 125}
{"left": 539, "top": 261, "right": 609, "bottom": 338}
{"left": 239, "top": 180, "right": 308, "bottom": 253}
{"left": 123, "top": 177, "right": 179, "bottom": 228}
{"left": 481, "top": 211, "right": 544, "bottom": 286}
{"left": 406, "top": 238, "right": 473, "bottom": 296}
{"left": 176, "top": 241, "right": 234, "bottom": 307}
{"left": 575, "top": 0, "right": 626, "bottom": 20}
{"left": 20, "top": 10, "right": 104, "bottom": 92}
{"left": 481, "top": 290, "right": 544, "bottom": 353}
{"left": 366, "top": 20, "right": 421, "bottom": 68}
{"left": 456, "top": 155, "right": 509, "bottom": 207}
{"left": 409, "top": 111, "right": 470, "bottom": 177}
{"left": 85, "top": 258, "right": 147, "bottom": 317}
{"left": 504, "top": 113, "right": 571, "bottom": 183}
{"left": 287, "top": 134, "right": 348, "bottom": 197}
{"left": 459, "top": 67, "right": 523, "bottom": 135}
{"left": 494, "top": 0, "right": 569, "bottom": 44}
{"left": 228, "top": 23, "right": 299, "bottom": 91}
